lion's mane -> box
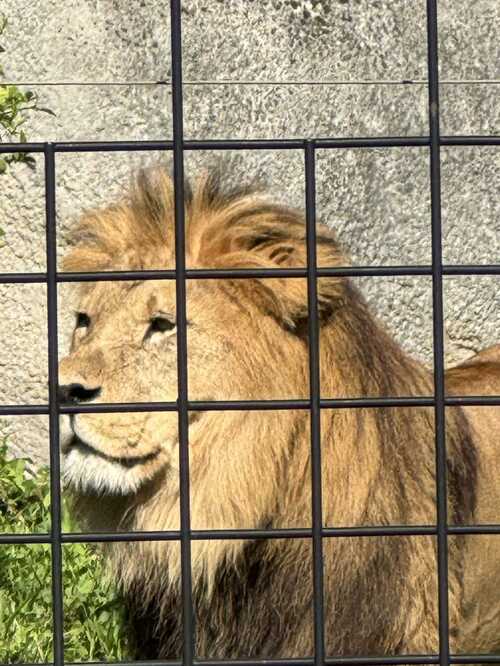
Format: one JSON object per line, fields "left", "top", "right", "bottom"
{"left": 65, "top": 169, "right": 477, "bottom": 659}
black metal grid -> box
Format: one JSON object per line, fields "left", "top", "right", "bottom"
{"left": 1, "top": 1, "right": 499, "bottom": 665}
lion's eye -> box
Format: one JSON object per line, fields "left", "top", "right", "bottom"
{"left": 148, "top": 316, "right": 176, "bottom": 335}
{"left": 76, "top": 312, "right": 90, "bottom": 329}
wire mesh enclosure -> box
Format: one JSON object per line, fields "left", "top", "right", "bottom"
{"left": 0, "top": 0, "right": 499, "bottom": 665}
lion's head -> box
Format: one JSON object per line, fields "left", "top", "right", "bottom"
{"left": 59, "top": 168, "right": 346, "bottom": 491}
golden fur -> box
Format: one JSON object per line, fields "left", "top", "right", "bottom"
{"left": 59, "top": 169, "right": 500, "bottom": 658}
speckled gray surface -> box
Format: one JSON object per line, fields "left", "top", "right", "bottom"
{"left": 0, "top": 0, "right": 498, "bottom": 466}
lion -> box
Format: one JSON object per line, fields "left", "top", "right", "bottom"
{"left": 59, "top": 168, "right": 500, "bottom": 659}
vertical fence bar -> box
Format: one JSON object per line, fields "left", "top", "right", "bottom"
{"left": 44, "top": 142, "right": 65, "bottom": 665}
{"left": 305, "top": 140, "right": 326, "bottom": 665}
{"left": 426, "top": 3, "right": 450, "bottom": 666}
{"left": 170, "top": 0, "right": 195, "bottom": 663}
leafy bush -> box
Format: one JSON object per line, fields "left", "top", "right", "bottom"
{"left": 0, "top": 440, "right": 131, "bottom": 663}
{"left": 0, "top": 14, "right": 54, "bottom": 175}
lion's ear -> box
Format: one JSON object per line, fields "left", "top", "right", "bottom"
{"left": 210, "top": 204, "right": 348, "bottom": 331}
{"left": 257, "top": 276, "right": 345, "bottom": 332}
{"left": 249, "top": 229, "right": 347, "bottom": 331}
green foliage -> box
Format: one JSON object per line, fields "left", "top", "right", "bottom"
{"left": 0, "top": 14, "right": 55, "bottom": 175}
{"left": 0, "top": 439, "right": 51, "bottom": 534}
{"left": 0, "top": 440, "right": 132, "bottom": 663}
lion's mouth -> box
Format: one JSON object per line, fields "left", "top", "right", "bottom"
{"left": 61, "top": 411, "right": 207, "bottom": 496}
{"left": 66, "top": 434, "right": 161, "bottom": 468}
{"left": 63, "top": 409, "right": 206, "bottom": 474}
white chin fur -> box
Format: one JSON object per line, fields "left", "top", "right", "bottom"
{"left": 62, "top": 446, "right": 150, "bottom": 495}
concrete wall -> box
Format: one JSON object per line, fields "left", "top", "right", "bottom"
{"left": 0, "top": 0, "right": 498, "bottom": 466}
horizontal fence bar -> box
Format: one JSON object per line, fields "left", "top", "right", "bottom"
{"left": 3, "top": 524, "right": 500, "bottom": 546}
{"left": 315, "top": 137, "right": 427, "bottom": 148}
{"left": 447, "top": 525, "right": 500, "bottom": 535}
{"left": 0, "top": 264, "right": 499, "bottom": 286}
{"left": 10, "top": 654, "right": 500, "bottom": 666}
{"left": 0, "top": 533, "right": 52, "bottom": 544}
{"left": 1, "top": 396, "right": 499, "bottom": 417}
{"left": 440, "top": 136, "right": 500, "bottom": 147}
{"left": 441, "top": 265, "right": 500, "bottom": 276}
{"left": 190, "top": 397, "right": 438, "bottom": 410}
{"left": 199, "top": 658, "right": 438, "bottom": 666}
{"left": 0, "top": 136, "right": 499, "bottom": 154}
{"left": 445, "top": 396, "right": 500, "bottom": 407}
{"left": 0, "top": 404, "right": 49, "bottom": 416}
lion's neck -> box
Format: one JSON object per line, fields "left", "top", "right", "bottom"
{"left": 318, "top": 287, "right": 476, "bottom": 528}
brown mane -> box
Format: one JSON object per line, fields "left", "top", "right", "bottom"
{"left": 63, "top": 168, "right": 479, "bottom": 659}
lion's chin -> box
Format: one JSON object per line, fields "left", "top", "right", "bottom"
{"left": 61, "top": 436, "right": 164, "bottom": 496}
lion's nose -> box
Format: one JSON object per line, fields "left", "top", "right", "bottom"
{"left": 58, "top": 383, "right": 102, "bottom": 405}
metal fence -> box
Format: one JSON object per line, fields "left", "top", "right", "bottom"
{"left": 0, "top": 1, "right": 499, "bottom": 665}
